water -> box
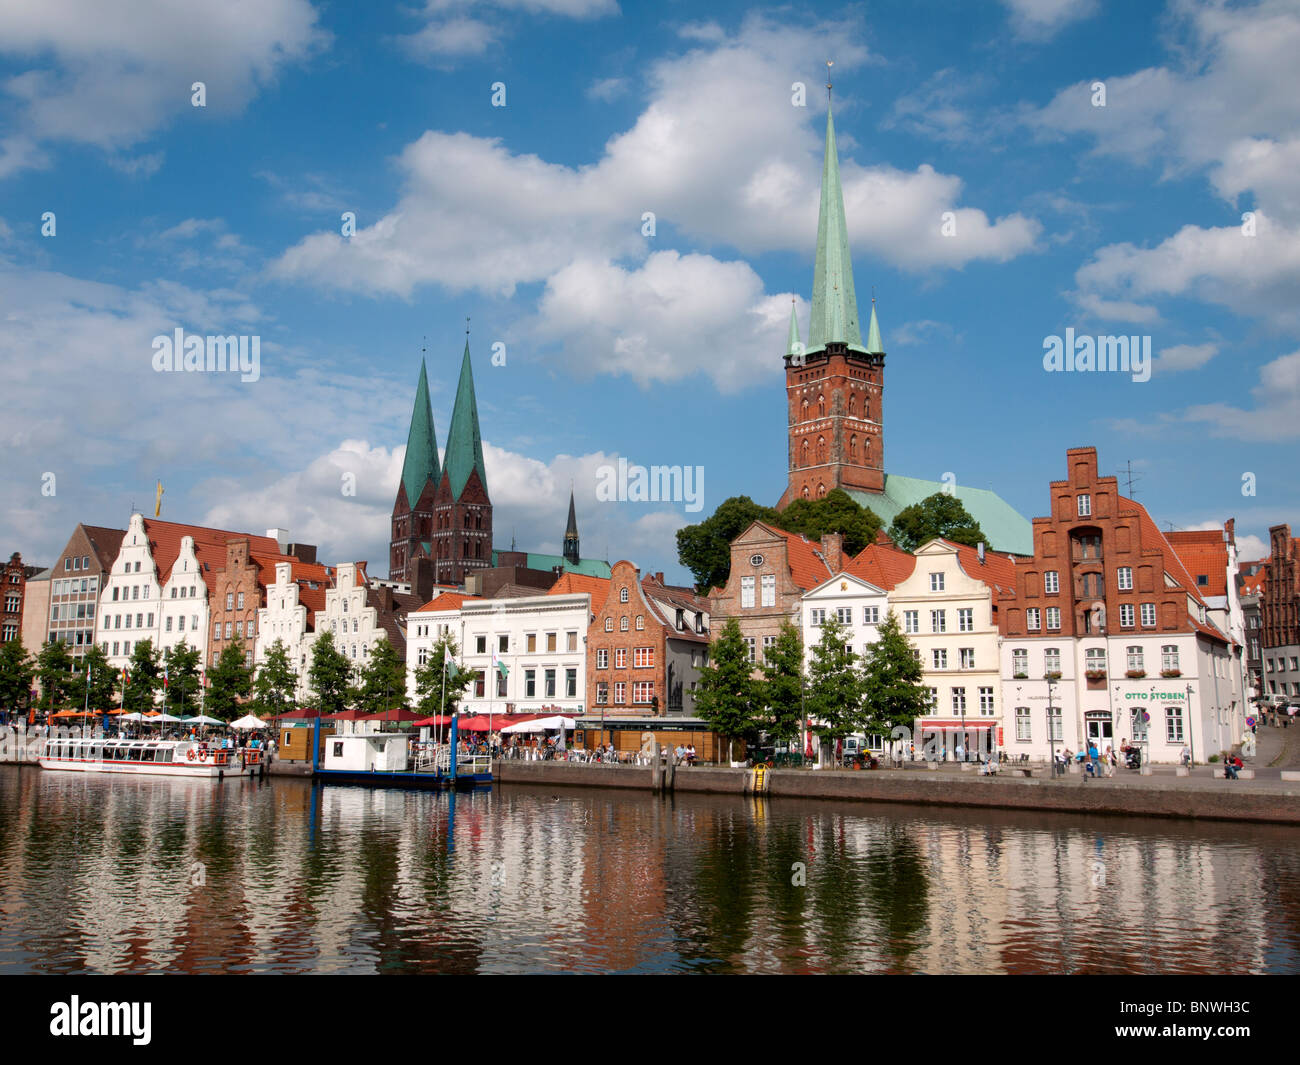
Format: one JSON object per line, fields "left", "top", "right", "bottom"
{"left": 2, "top": 767, "right": 1298, "bottom": 974}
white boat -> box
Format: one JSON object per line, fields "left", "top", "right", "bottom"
{"left": 38, "top": 737, "right": 263, "bottom": 778}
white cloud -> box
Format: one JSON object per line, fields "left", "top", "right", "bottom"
{"left": 1184, "top": 348, "right": 1300, "bottom": 440}
{"left": 587, "top": 77, "right": 629, "bottom": 102}
{"left": 1072, "top": 293, "right": 1162, "bottom": 326}
{"left": 398, "top": 0, "right": 617, "bottom": 63}
{"left": 0, "top": 0, "right": 328, "bottom": 176}
{"left": 1002, "top": 0, "right": 1098, "bottom": 40}
{"left": 1155, "top": 342, "right": 1218, "bottom": 374}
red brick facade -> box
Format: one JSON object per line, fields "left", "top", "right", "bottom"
{"left": 1262, "top": 525, "right": 1299, "bottom": 651}
{"left": 2, "top": 552, "right": 26, "bottom": 645}
{"left": 431, "top": 467, "right": 492, "bottom": 586}
{"left": 208, "top": 538, "right": 263, "bottom": 668}
{"left": 779, "top": 344, "right": 885, "bottom": 506}
{"left": 998, "top": 447, "right": 1205, "bottom": 642}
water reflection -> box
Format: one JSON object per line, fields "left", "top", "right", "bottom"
{"left": 0, "top": 768, "right": 1296, "bottom": 974}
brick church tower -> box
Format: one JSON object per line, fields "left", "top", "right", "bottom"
{"left": 778, "top": 100, "right": 886, "bottom": 508}
{"left": 389, "top": 359, "right": 440, "bottom": 581}
{"left": 430, "top": 341, "right": 492, "bottom": 585}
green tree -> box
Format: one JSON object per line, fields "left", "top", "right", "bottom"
{"left": 758, "top": 621, "right": 804, "bottom": 746}
{"left": 308, "top": 631, "right": 353, "bottom": 717}
{"left": 887, "top": 492, "right": 985, "bottom": 552}
{"left": 252, "top": 639, "right": 298, "bottom": 718}
{"left": 354, "top": 637, "right": 407, "bottom": 714}
{"left": 860, "top": 611, "right": 930, "bottom": 747}
{"left": 778, "top": 488, "right": 882, "bottom": 555}
{"left": 693, "top": 617, "right": 758, "bottom": 763}
{"left": 78, "top": 644, "right": 117, "bottom": 713}
{"left": 676, "top": 495, "right": 781, "bottom": 592}
{"left": 413, "top": 632, "right": 471, "bottom": 716}
{"left": 804, "top": 615, "right": 863, "bottom": 762}
{"left": 36, "top": 640, "right": 76, "bottom": 712}
{"left": 121, "top": 639, "right": 162, "bottom": 714}
{"left": 162, "top": 640, "right": 202, "bottom": 715}
{"left": 206, "top": 641, "right": 252, "bottom": 720}
{"left": 0, "top": 639, "right": 35, "bottom": 718}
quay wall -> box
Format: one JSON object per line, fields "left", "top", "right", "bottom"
{"left": 494, "top": 762, "right": 1300, "bottom": 826}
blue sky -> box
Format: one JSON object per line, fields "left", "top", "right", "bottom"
{"left": 2, "top": 0, "right": 1298, "bottom": 584}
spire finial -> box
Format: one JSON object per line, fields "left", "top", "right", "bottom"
{"left": 465, "top": 316, "right": 470, "bottom": 338}
{"left": 826, "top": 60, "right": 833, "bottom": 102}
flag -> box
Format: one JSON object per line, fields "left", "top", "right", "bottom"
{"left": 200, "top": 670, "right": 207, "bottom": 687}
{"left": 492, "top": 651, "right": 508, "bottom": 680}
{"left": 121, "top": 667, "right": 130, "bottom": 686}
{"left": 154, "top": 480, "right": 164, "bottom": 517}
{"left": 444, "top": 657, "right": 459, "bottom": 682}
{"left": 163, "top": 664, "right": 169, "bottom": 690}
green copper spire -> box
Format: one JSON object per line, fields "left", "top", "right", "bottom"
{"left": 807, "top": 102, "right": 864, "bottom": 352}
{"left": 865, "top": 299, "right": 884, "bottom": 355}
{"left": 786, "top": 301, "right": 802, "bottom": 357}
{"left": 399, "top": 359, "right": 440, "bottom": 509}
{"left": 443, "top": 340, "right": 488, "bottom": 500}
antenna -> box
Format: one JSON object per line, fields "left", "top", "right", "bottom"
{"left": 1122, "top": 459, "right": 1142, "bottom": 499}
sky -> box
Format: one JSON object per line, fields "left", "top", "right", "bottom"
{"left": 2, "top": 0, "right": 1298, "bottom": 585}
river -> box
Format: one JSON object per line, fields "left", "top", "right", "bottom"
{"left": 1, "top": 768, "right": 1297, "bottom": 974}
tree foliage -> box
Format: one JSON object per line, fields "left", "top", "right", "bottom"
{"left": 121, "top": 639, "right": 162, "bottom": 714}
{"left": 353, "top": 638, "right": 407, "bottom": 714}
{"left": 676, "top": 491, "right": 883, "bottom": 591}
{"left": 758, "top": 621, "right": 804, "bottom": 745}
{"left": 308, "top": 631, "right": 353, "bottom": 717}
{"left": 693, "top": 618, "right": 758, "bottom": 760}
{"left": 860, "top": 611, "right": 930, "bottom": 735}
{"left": 887, "top": 492, "right": 984, "bottom": 553}
{"left": 36, "top": 640, "right": 76, "bottom": 712}
{"left": 206, "top": 641, "right": 252, "bottom": 721}
{"left": 79, "top": 644, "right": 117, "bottom": 712}
{"left": 252, "top": 638, "right": 298, "bottom": 717}
{"left": 804, "top": 615, "right": 863, "bottom": 745}
{"left": 162, "top": 640, "right": 202, "bottom": 715}
{"left": 0, "top": 639, "right": 35, "bottom": 717}
{"left": 413, "top": 631, "right": 471, "bottom": 716}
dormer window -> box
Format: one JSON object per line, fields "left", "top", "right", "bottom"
{"left": 620, "top": 588, "right": 629, "bottom": 603}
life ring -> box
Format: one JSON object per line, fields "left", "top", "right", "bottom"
{"left": 187, "top": 750, "right": 195, "bottom": 762}
{"left": 198, "top": 749, "right": 208, "bottom": 762}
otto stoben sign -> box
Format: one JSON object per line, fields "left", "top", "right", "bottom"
{"left": 1124, "top": 691, "right": 1186, "bottom": 701}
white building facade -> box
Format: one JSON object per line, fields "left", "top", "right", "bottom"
{"left": 95, "top": 514, "right": 165, "bottom": 669}
{"left": 305, "top": 563, "right": 386, "bottom": 673}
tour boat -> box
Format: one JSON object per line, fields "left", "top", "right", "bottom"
{"left": 39, "top": 737, "right": 263, "bottom": 778}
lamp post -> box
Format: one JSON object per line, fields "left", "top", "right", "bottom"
{"left": 1047, "top": 674, "right": 1059, "bottom": 777}
{"left": 1185, "top": 682, "right": 1196, "bottom": 768}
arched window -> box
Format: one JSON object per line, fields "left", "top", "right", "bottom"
{"left": 817, "top": 394, "right": 825, "bottom": 417}
{"left": 848, "top": 393, "right": 856, "bottom": 416}
{"left": 801, "top": 486, "right": 810, "bottom": 499}
{"left": 800, "top": 439, "right": 810, "bottom": 467}
{"left": 849, "top": 434, "right": 858, "bottom": 460}
{"left": 817, "top": 483, "right": 827, "bottom": 498}
{"left": 620, "top": 588, "right": 629, "bottom": 603}
{"left": 801, "top": 398, "right": 809, "bottom": 420}
{"left": 817, "top": 435, "right": 827, "bottom": 463}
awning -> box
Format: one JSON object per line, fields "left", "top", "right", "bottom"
{"left": 917, "top": 719, "right": 996, "bottom": 730}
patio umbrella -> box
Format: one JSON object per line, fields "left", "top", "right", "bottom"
{"left": 500, "top": 715, "right": 577, "bottom": 733}
{"left": 180, "top": 715, "right": 225, "bottom": 725}
{"left": 229, "top": 714, "right": 268, "bottom": 730}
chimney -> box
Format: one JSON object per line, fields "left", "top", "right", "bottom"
{"left": 820, "top": 533, "right": 844, "bottom": 572}
{"left": 266, "top": 528, "right": 290, "bottom": 552}
{"left": 978, "top": 541, "right": 986, "bottom": 565}
{"left": 655, "top": 571, "right": 665, "bottom": 584}
{"left": 1225, "top": 518, "right": 1235, "bottom": 546}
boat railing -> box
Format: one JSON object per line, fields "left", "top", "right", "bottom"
{"left": 457, "top": 754, "right": 492, "bottom": 776}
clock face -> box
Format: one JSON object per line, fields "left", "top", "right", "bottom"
{"left": 749, "top": 554, "right": 764, "bottom": 567}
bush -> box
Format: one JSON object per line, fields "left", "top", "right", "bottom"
{"left": 1208, "top": 754, "right": 1220, "bottom": 763}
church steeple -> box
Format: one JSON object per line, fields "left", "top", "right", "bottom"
{"left": 443, "top": 340, "right": 488, "bottom": 501}
{"left": 399, "top": 359, "right": 440, "bottom": 510}
{"left": 563, "top": 488, "right": 580, "bottom": 566}
{"left": 807, "top": 100, "right": 864, "bottom": 353}
{"left": 865, "top": 299, "right": 884, "bottom": 355}
{"left": 786, "top": 301, "right": 802, "bottom": 357}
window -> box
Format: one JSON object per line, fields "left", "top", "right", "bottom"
{"left": 1044, "top": 647, "right": 1061, "bottom": 674}
{"left": 744, "top": 637, "right": 756, "bottom": 664}
{"left": 112, "top": 587, "right": 119, "bottom": 601}
{"left": 614, "top": 682, "right": 626, "bottom": 704}
{"left": 342, "top": 599, "right": 349, "bottom": 614}
{"left": 1120, "top": 604, "right": 1135, "bottom": 628}
{"left": 546, "top": 632, "right": 557, "bottom": 652}
{"left": 615, "top": 648, "right": 627, "bottom": 669}
{"left": 170, "top": 587, "right": 177, "bottom": 599}
{"left": 931, "top": 610, "right": 946, "bottom": 633}
{"left": 634, "top": 616, "right": 644, "bottom": 631}
{"left": 762, "top": 634, "right": 777, "bottom": 660}
{"left": 1117, "top": 567, "right": 1133, "bottom": 591}
{"left": 237, "top": 592, "right": 244, "bottom": 610}
{"left": 957, "top": 608, "right": 973, "bottom": 632}
{"left": 165, "top": 617, "right": 173, "bottom": 632}
{"left": 226, "top": 593, "right": 233, "bottom": 610}
{"left": 959, "top": 648, "right": 975, "bottom": 670}
{"left": 596, "top": 682, "right": 608, "bottom": 704}
{"left": 417, "top": 647, "right": 429, "bottom": 666}
{"left": 932, "top": 648, "right": 948, "bottom": 670}
{"left": 926, "top": 687, "right": 938, "bottom": 709}
{"left": 929, "top": 572, "right": 945, "bottom": 592}
{"left": 1127, "top": 646, "right": 1144, "bottom": 672}
{"left": 979, "top": 687, "right": 994, "bottom": 715}
{"left": 741, "top": 576, "right": 755, "bottom": 609}
{"left": 620, "top": 617, "right": 629, "bottom": 632}
{"left": 527, "top": 633, "right": 537, "bottom": 652}
{"left": 566, "top": 668, "right": 578, "bottom": 698}
{"left": 836, "top": 607, "right": 852, "bottom": 625}
{"left": 863, "top": 606, "right": 879, "bottom": 624}
{"left": 951, "top": 688, "right": 966, "bottom": 712}
{"left": 761, "top": 574, "right": 776, "bottom": 607}
{"left": 524, "top": 669, "right": 536, "bottom": 697}
{"left": 132, "top": 586, "right": 139, "bottom": 600}
{"left": 224, "top": 622, "right": 232, "bottom": 639}
{"left": 541, "top": 669, "right": 555, "bottom": 698}
{"left": 1045, "top": 607, "right": 1060, "bottom": 631}
{"left": 499, "top": 634, "right": 509, "bottom": 654}
{"left": 810, "top": 608, "right": 826, "bottom": 627}
{"left": 634, "top": 647, "right": 654, "bottom": 668}
{"left": 619, "top": 588, "right": 629, "bottom": 603}
{"left": 1085, "top": 648, "right": 1106, "bottom": 672}
{"left": 1140, "top": 603, "right": 1156, "bottom": 627}
{"left": 235, "top": 621, "right": 243, "bottom": 638}
{"left": 1047, "top": 706, "right": 1063, "bottom": 742}
{"left": 903, "top": 610, "right": 919, "bottom": 634}
{"left": 1044, "top": 571, "right": 1059, "bottom": 594}
{"left": 605, "top": 618, "right": 613, "bottom": 632}
{"left": 1015, "top": 707, "right": 1031, "bottom": 741}
{"left": 1012, "top": 649, "right": 1028, "bottom": 675}
{"left": 633, "top": 681, "right": 654, "bottom": 704}
{"left": 1161, "top": 645, "right": 1179, "bottom": 672}
{"left": 596, "top": 649, "right": 608, "bottom": 669}
{"left": 1077, "top": 494, "right": 1091, "bottom": 516}
{"left": 1026, "top": 608, "right": 1040, "bottom": 631}
{"left": 474, "top": 671, "right": 485, "bottom": 698}
{"left": 1165, "top": 706, "right": 1184, "bottom": 743}
{"left": 475, "top": 635, "right": 487, "bottom": 654}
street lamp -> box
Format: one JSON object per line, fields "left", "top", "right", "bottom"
{"left": 1185, "top": 682, "right": 1196, "bottom": 768}
{"left": 1047, "top": 674, "right": 1058, "bottom": 776}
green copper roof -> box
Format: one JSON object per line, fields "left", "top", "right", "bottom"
{"left": 865, "top": 301, "right": 884, "bottom": 355}
{"left": 399, "top": 360, "right": 440, "bottom": 509}
{"left": 807, "top": 103, "right": 864, "bottom": 353}
{"left": 845, "top": 474, "right": 1033, "bottom": 556}
{"left": 443, "top": 341, "right": 488, "bottom": 500}
{"left": 786, "top": 302, "right": 802, "bottom": 357}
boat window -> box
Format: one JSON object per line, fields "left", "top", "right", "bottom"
{"left": 141, "top": 748, "right": 156, "bottom": 762}
{"left": 157, "top": 749, "right": 173, "bottom": 763}
{"left": 128, "top": 747, "right": 143, "bottom": 761}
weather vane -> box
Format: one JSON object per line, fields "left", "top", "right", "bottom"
{"left": 826, "top": 59, "right": 833, "bottom": 101}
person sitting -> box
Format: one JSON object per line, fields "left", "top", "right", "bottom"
{"left": 1225, "top": 756, "right": 1239, "bottom": 780}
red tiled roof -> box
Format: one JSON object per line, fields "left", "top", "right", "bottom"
{"left": 413, "top": 592, "right": 482, "bottom": 613}
{"left": 1238, "top": 562, "right": 1267, "bottom": 595}
{"left": 1166, "top": 529, "right": 1229, "bottom": 597}
{"left": 143, "top": 518, "right": 291, "bottom": 584}
{"left": 772, "top": 527, "right": 834, "bottom": 590}
{"left": 549, "top": 572, "right": 611, "bottom": 600}
{"left": 846, "top": 542, "right": 916, "bottom": 590}
{"left": 947, "top": 540, "right": 1020, "bottom": 595}
{"left": 1118, "top": 499, "right": 1207, "bottom": 606}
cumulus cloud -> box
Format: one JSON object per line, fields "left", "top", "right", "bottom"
{"left": 1184, "top": 349, "right": 1300, "bottom": 440}
{"left": 397, "top": 0, "right": 618, "bottom": 63}
{"left": 1155, "top": 342, "right": 1218, "bottom": 374}
{"left": 1002, "top": 0, "right": 1098, "bottom": 40}
{"left": 0, "top": 0, "right": 328, "bottom": 176}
